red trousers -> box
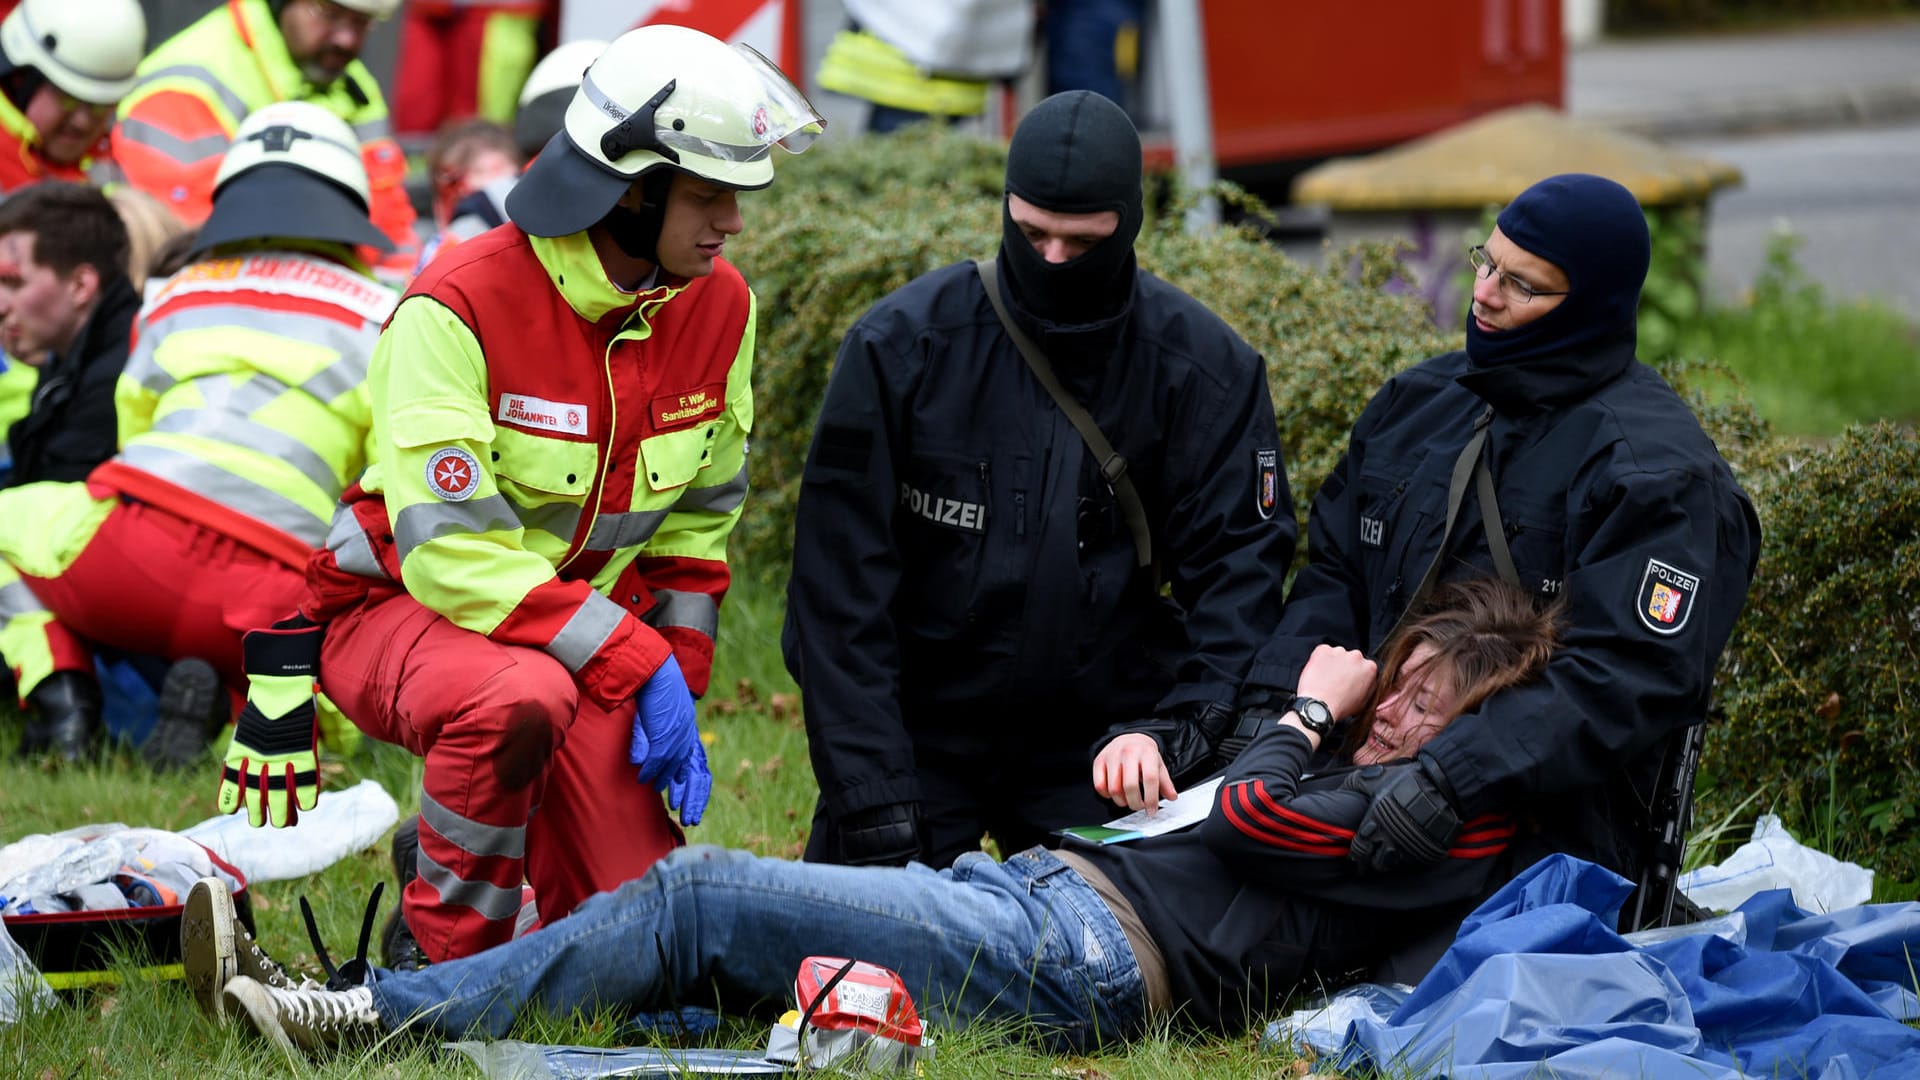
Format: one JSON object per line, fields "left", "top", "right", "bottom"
{"left": 393, "top": 5, "right": 542, "bottom": 137}
{"left": 317, "top": 586, "right": 681, "bottom": 962}
{"left": 23, "top": 498, "right": 308, "bottom": 700}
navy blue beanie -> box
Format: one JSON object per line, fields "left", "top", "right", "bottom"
{"left": 1465, "top": 173, "right": 1651, "bottom": 367}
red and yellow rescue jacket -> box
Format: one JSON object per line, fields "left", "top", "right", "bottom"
{"left": 307, "top": 225, "right": 754, "bottom": 702}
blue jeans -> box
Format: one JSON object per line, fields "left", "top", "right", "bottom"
{"left": 370, "top": 846, "right": 1148, "bottom": 1050}
{"left": 1044, "top": 0, "right": 1148, "bottom": 107}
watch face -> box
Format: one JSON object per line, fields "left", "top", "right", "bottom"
{"left": 1291, "top": 697, "right": 1333, "bottom": 734}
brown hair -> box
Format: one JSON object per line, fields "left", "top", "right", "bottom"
{"left": 1339, "top": 578, "right": 1564, "bottom": 758}
{"left": 0, "top": 181, "right": 129, "bottom": 278}
{"left": 429, "top": 119, "right": 522, "bottom": 192}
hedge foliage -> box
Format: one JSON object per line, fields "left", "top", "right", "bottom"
{"left": 724, "top": 127, "right": 1917, "bottom": 879}
{"left": 1607, "top": 0, "right": 1918, "bottom": 29}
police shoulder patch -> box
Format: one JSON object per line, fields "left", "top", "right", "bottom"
{"left": 1255, "top": 448, "right": 1280, "bottom": 521}
{"left": 1636, "top": 557, "right": 1700, "bottom": 635}
{"left": 425, "top": 446, "right": 480, "bottom": 502}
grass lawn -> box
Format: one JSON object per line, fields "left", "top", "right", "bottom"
{"left": 0, "top": 581, "right": 1319, "bottom": 1078}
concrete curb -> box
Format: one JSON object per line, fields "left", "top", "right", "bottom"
{"left": 1576, "top": 79, "right": 1920, "bottom": 140}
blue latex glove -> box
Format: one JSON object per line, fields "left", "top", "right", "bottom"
{"left": 630, "top": 654, "right": 698, "bottom": 787}
{"left": 665, "top": 741, "right": 712, "bottom": 826}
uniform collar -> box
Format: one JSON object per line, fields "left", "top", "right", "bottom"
{"left": 527, "top": 229, "right": 685, "bottom": 328}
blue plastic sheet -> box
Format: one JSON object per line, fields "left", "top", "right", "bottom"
{"left": 1286, "top": 855, "right": 1920, "bottom": 1079}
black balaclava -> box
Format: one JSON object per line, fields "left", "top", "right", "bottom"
{"left": 1465, "top": 173, "right": 1651, "bottom": 371}
{"left": 600, "top": 168, "right": 676, "bottom": 264}
{"left": 1000, "top": 90, "right": 1143, "bottom": 327}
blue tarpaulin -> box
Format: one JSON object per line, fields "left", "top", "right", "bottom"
{"left": 1287, "top": 855, "right": 1920, "bottom": 1079}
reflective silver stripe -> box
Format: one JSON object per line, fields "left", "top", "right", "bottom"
{"left": 117, "top": 443, "right": 326, "bottom": 545}
{"left": 151, "top": 408, "right": 339, "bottom": 494}
{"left": 126, "top": 339, "right": 178, "bottom": 397}
{"left": 392, "top": 495, "right": 521, "bottom": 564}
{"left": 354, "top": 118, "right": 392, "bottom": 142}
{"left": 419, "top": 791, "right": 525, "bottom": 859}
{"left": 139, "top": 305, "right": 378, "bottom": 403}
{"left": 415, "top": 847, "right": 523, "bottom": 922}
{"left": 131, "top": 64, "right": 251, "bottom": 123}
{"left": 196, "top": 372, "right": 289, "bottom": 415}
{"left": 517, "top": 500, "right": 582, "bottom": 543}
{"left": 0, "top": 580, "right": 46, "bottom": 619}
{"left": 548, "top": 591, "right": 625, "bottom": 673}
{"left": 582, "top": 508, "right": 668, "bottom": 551}
{"left": 671, "top": 465, "right": 748, "bottom": 515}
{"left": 324, "top": 503, "right": 388, "bottom": 579}
{"left": 114, "top": 117, "right": 229, "bottom": 164}
{"left": 642, "top": 589, "right": 719, "bottom": 640}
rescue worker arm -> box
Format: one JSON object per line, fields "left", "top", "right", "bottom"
{"left": 112, "top": 85, "right": 232, "bottom": 224}
{"left": 1241, "top": 383, "right": 1402, "bottom": 701}
{"left": 114, "top": 363, "right": 160, "bottom": 449}
{"left": 375, "top": 298, "right": 673, "bottom": 710}
{"left": 361, "top": 137, "right": 422, "bottom": 279}
{"left": 618, "top": 292, "right": 756, "bottom": 698}
{"left": 1417, "top": 465, "right": 1761, "bottom": 818}
{"left": 782, "top": 322, "right": 919, "bottom": 821}
{"left": 1198, "top": 722, "right": 1514, "bottom": 908}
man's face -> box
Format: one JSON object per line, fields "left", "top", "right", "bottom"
{"left": 0, "top": 232, "right": 91, "bottom": 362}
{"left": 23, "top": 85, "right": 115, "bottom": 166}
{"left": 278, "top": 0, "right": 373, "bottom": 87}
{"left": 648, "top": 175, "right": 744, "bottom": 279}
{"left": 1007, "top": 193, "right": 1119, "bottom": 264}
{"left": 1470, "top": 225, "right": 1571, "bottom": 334}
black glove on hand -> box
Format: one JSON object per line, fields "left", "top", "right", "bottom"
{"left": 837, "top": 802, "right": 924, "bottom": 867}
{"left": 1211, "top": 707, "right": 1283, "bottom": 770}
{"left": 1348, "top": 757, "right": 1462, "bottom": 874}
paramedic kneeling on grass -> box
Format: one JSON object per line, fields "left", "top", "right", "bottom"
{"left": 195, "top": 578, "right": 1558, "bottom": 1049}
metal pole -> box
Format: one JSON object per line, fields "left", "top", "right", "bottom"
{"left": 1158, "top": 0, "right": 1220, "bottom": 231}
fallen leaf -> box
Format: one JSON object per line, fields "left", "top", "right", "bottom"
{"left": 1815, "top": 691, "right": 1842, "bottom": 721}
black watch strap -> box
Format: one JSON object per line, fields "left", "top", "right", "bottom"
{"left": 1287, "top": 695, "right": 1335, "bottom": 737}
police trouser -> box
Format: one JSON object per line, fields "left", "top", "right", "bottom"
{"left": 806, "top": 734, "right": 1118, "bottom": 870}
{"left": 317, "top": 585, "right": 682, "bottom": 963}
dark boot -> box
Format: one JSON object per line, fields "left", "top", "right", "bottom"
{"left": 141, "top": 657, "right": 226, "bottom": 772}
{"left": 381, "top": 815, "right": 428, "bottom": 971}
{"left": 24, "top": 670, "right": 102, "bottom": 761}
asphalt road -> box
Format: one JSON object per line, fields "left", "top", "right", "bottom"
{"left": 1675, "top": 122, "right": 1920, "bottom": 319}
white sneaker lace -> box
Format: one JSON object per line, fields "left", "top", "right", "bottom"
{"left": 277, "top": 984, "right": 377, "bottom": 1035}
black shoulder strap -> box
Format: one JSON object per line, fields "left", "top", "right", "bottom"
{"left": 974, "top": 258, "right": 1155, "bottom": 575}
{"left": 1386, "top": 405, "right": 1521, "bottom": 644}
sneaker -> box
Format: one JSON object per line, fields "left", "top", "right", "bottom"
{"left": 143, "top": 658, "right": 224, "bottom": 772}
{"left": 223, "top": 975, "right": 381, "bottom": 1052}
{"left": 182, "top": 877, "right": 300, "bottom": 1021}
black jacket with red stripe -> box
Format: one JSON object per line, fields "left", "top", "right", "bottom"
{"left": 1077, "top": 723, "right": 1513, "bottom": 1030}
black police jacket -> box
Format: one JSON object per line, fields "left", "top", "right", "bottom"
{"left": 5, "top": 274, "right": 139, "bottom": 488}
{"left": 784, "top": 260, "right": 1295, "bottom": 820}
{"left": 1244, "top": 340, "right": 1761, "bottom": 876}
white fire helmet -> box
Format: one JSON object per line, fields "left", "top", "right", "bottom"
{"left": 0, "top": 0, "right": 147, "bottom": 105}
{"left": 197, "top": 101, "right": 390, "bottom": 254}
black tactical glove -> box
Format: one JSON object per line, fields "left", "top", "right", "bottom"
{"left": 1348, "top": 757, "right": 1462, "bottom": 874}
{"left": 1211, "top": 707, "right": 1284, "bottom": 770}
{"left": 1095, "top": 701, "right": 1236, "bottom": 786}
{"left": 837, "top": 802, "right": 925, "bottom": 867}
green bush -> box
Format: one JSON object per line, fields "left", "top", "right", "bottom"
{"left": 1607, "top": 0, "right": 1918, "bottom": 31}
{"left": 1702, "top": 422, "right": 1920, "bottom": 880}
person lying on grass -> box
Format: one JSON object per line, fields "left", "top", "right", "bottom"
{"left": 186, "top": 577, "right": 1560, "bottom": 1052}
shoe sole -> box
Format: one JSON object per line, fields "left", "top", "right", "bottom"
{"left": 222, "top": 976, "right": 299, "bottom": 1052}
{"left": 182, "top": 877, "right": 238, "bottom": 1021}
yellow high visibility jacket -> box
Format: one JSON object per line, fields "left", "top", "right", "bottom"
{"left": 85, "top": 248, "right": 394, "bottom": 568}
{"left": 308, "top": 226, "right": 754, "bottom": 702}
{"left": 112, "top": 0, "right": 418, "bottom": 275}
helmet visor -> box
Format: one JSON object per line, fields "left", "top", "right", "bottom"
{"left": 581, "top": 43, "right": 825, "bottom": 169}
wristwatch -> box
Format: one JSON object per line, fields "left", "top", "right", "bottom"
{"left": 1286, "top": 696, "right": 1336, "bottom": 737}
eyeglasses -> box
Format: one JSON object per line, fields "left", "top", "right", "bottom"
{"left": 1467, "top": 245, "right": 1569, "bottom": 305}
